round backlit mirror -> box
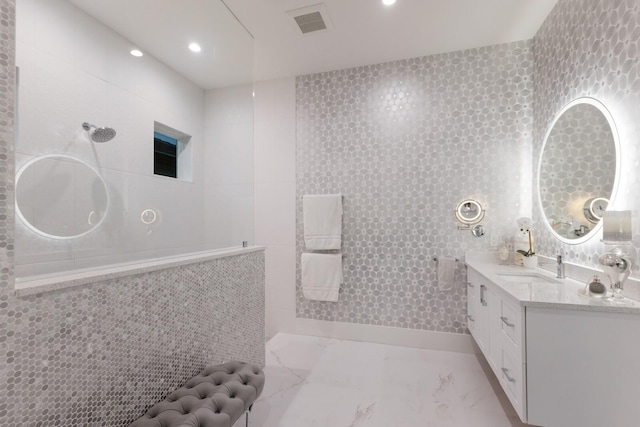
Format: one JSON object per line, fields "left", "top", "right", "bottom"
{"left": 537, "top": 97, "right": 619, "bottom": 244}
{"left": 455, "top": 199, "right": 485, "bottom": 225}
{"left": 16, "top": 154, "right": 109, "bottom": 239}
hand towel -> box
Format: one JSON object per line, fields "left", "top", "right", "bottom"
{"left": 437, "top": 257, "right": 456, "bottom": 290}
{"left": 301, "top": 253, "right": 343, "bottom": 302}
{"left": 303, "top": 194, "right": 342, "bottom": 250}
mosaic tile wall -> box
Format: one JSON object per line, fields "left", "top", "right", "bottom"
{"left": 533, "top": 0, "right": 640, "bottom": 272}
{"left": 0, "top": 0, "right": 15, "bottom": 291}
{"left": 0, "top": 251, "right": 265, "bottom": 426}
{"left": 296, "top": 41, "right": 534, "bottom": 333}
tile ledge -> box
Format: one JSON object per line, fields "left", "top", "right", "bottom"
{"left": 15, "top": 246, "right": 266, "bottom": 297}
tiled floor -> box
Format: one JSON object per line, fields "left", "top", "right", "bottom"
{"left": 248, "top": 333, "right": 529, "bottom": 427}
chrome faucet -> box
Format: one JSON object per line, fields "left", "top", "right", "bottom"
{"left": 557, "top": 255, "right": 565, "bottom": 279}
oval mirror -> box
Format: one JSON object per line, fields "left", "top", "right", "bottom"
{"left": 537, "top": 98, "right": 619, "bottom": 244}
{"left": 16, "top": 154, "right": 109, "bottom": 239}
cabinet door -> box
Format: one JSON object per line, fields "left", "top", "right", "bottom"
{"left": 466, "top": 277, "right": 477, "bottom": 335}
{"left": 468, "top": 269, "right": 490, "bottom": 354}
{"left": 466, "top": 269, "right": 482, "bottom": 345}
{"left": 492, "top": 294, "right": 526, "bottom": 422}
{"left": 476, "top": 281, "right": 491, "bottom": 357}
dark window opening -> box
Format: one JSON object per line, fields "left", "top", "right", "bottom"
{"left": 154, "top": 132, "right": 177, "bottom": 178}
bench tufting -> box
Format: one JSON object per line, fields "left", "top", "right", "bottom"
{"left": 130, "top": 361, "right": 265, "bottom": 427}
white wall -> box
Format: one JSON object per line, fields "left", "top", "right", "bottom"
{"left": 204, "top": 85, "right": 255, "bottom": 248}
{"left": 15, "top": 0, "right": 206, "bottom": 276}
{"left": 253, "top": 78, "right": 297, "bottom": 339}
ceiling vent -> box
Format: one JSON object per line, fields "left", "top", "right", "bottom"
{"left": 287, "top": 3, "right": 332, "bottom": 35}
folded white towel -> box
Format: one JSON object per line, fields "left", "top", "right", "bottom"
{"left": 303, "top": 194, "right": 342, "bottom": 250}
{"left": 301, "top": 253, "right": 343, "bottom": 302}
{"left": 437, "top": 257, "right": 456, "bottom": 290}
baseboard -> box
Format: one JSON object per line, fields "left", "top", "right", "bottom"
{"left": 288, "top": 317, "right": 475, "bottom": 354}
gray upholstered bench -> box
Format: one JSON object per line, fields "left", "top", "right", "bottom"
{"left": 130, "top": 361, "right": 265, "bottom": 427}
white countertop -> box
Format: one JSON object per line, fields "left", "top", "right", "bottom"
{"left": 466, "top": 258, "right": 640, "bottom": 314}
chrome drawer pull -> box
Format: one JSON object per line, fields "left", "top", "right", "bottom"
{"left": 502, "top": 367, "right": 516, "bottom": 383}
{"left": 500, "top": 316, "right": 515, "bottom": 327}
{"left": 480, "top": 284, "right": 487, "bottom": 306}
{"left": 467, "top": 315, "right": 475, "bottom": 321}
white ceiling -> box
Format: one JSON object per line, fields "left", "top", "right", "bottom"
{"left": 68, "top": 0, "right": 559, "bottom": 88}
{"left": 226, "top": 0, "right": 559, "bottom": 81}
{"left": 68, "top": 0, "right": 254, "bottom": 90}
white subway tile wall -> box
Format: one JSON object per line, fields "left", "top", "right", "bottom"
{"left": 14, "top": 0, "right": 207, "bottom": 277}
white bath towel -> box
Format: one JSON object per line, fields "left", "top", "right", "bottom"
{"left": 303, "top": 194, "right": 343, "bottom": 250}
{"left": 437, "top": 257, "right": 456, "bottom": 290}
{"left": 301, "top": 253, "right": 343, "bottom": 302}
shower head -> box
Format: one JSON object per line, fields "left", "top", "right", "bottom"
{"left": 82, "top": 122, "right": 117, "bottom": 143}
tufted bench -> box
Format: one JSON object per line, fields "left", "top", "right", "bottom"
{"left": 130, "top": 361, "right": 265, "bottom": 427}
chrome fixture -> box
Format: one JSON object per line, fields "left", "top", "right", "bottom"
{"left": 471, "top": 224, "right": 485, "bottom": 237}
{"left": 556, "top": 254, "right": 565, "bottom": 279}
{"left": 574, "top": 224, "right": 589, "bottom": 237}
{"left": 599, "top": 247, "right": 633, "bottom": 302}
{"left": 82, "top": 122, "right": 117, "bottom": 142}
{"left": 454, "top": 199, "right": 486, "bottom": 237}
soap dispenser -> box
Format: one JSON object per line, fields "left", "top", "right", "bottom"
{"left": 587, "top": 274, "right": 607, "bottom": 297}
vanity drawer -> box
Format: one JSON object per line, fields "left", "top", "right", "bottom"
{"left": 499, "top": 344, "right": 525, "bottom": 420}
{"left": 500, "top": 297, "right": 522, "bottom": 349}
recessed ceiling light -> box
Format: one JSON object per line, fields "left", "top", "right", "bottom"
{"left": 188, "top": 43, "right": 202, "bottom": 53}
{"left": 130, "top": 49, "right": 143, "bottom": 57}
{"left": 382, "top": 0, "right": 396, "bottom": 5}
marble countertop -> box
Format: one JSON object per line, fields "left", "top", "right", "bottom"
{"left": 465, "top": 258, "right": 640, "bottom": 314}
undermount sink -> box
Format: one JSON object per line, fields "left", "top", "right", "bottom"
{"left": 496, "top": 272, "right": 560, "bottom": 284}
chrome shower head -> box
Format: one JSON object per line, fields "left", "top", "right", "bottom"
{"left": 82, "top": 122, "right": 117, "bottom": 143}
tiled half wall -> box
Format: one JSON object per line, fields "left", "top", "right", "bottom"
{"left": 296, "top": 41, "right": 534, "bottom": 333}
{"left": 0, "top": 251, "right": 265, "bottom": 426}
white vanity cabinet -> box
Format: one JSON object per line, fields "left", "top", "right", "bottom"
{"left": 467, "top": 268, "right": 526, "bottom": 420}
{"left": 466, "top": 261, "right": 640, "bottom": 426}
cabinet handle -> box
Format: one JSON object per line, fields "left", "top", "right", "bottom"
{"left": 480, "top": 284, "right": 487, "bottom": 306}
{"left": 500, "top": 316, "right": 515, "bottom": 327}
{"left": 467, "top": 282, "right": 475, "bottom": 288}
{"left": 502, "top": 367, "right": 516, "bottom": 383}
{"left": 467, "top": 315, "right": 475, "bottom": 322}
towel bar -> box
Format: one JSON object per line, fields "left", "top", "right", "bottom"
{"left": 432, "top": 256, "right": 459, "bottom": 262}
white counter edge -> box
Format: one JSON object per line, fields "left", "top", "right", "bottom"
{"left": 15, "top": 246, "right": 266, "bottom": 297}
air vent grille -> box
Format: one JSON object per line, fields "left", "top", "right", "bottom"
{"left": 294, "top": 12, "right": 327, "bottom": 34}
{"left": 287, "top": 4, "right": 332, "bottom": 35}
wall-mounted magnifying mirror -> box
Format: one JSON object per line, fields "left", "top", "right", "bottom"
{"left": 455, "top": 199, "right": 485, "bottom": 225}
{"left": 15, "top": 154, "right": 109, "bottom": 239}
{"left": 455, "top": 199, "right": 485, "bottom": 237}
{"left": 583, "top": 197, "right": 609, "bottom": 224}
{"left": 537, "top": 97, "right": 619, "bottom": 244}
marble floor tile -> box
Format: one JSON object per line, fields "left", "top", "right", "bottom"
{"left": 246, "top": 333, "right": 530, "bottom": 427}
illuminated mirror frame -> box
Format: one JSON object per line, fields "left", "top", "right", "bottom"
{"left": 455, "top": 199, "right": 485, "bottom": 225}
{"left": 15, "top": 154, "right": 110, "bottom": 240}
{"left": 536, "top": 97, "right": 621, "bottom": 245}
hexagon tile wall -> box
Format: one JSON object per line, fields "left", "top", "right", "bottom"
{"left": 296, "top": 41, "right": 534, "bottom": 333}
{"left": 534, "top": 0, "right": 640, "bottom": 272}
{"left": 0, "top": 253, "right": 265, "bottom": 426}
